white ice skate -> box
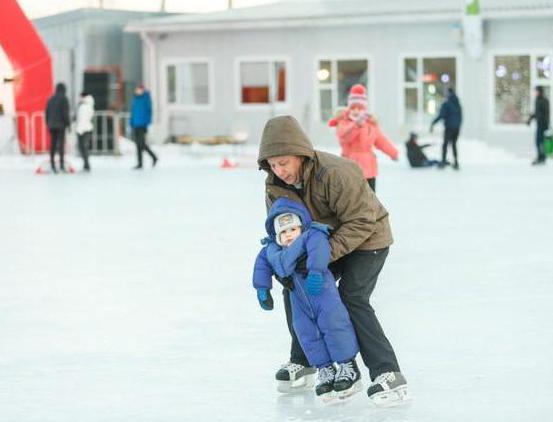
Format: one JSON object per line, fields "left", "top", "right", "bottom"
{"left": 367, "top": 372, "right": 411, "bottom": 407}
{"left": 275, "top": 362, "right": 316, "bottom": 394}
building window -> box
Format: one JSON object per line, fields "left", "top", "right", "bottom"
{"left": 494, "top": 54, "right": 552, "bottom": 125}
{"left": 402, "top": 57, "right": 457, "bottom": 128}
{"left": 166, "top": 61, "right": 210, "bottom": 106}
{"left": 317, "top": 58, "right": 369, "bottom": 122}
{"left": 239, "top": 60, "right": 287, "bottom": 104}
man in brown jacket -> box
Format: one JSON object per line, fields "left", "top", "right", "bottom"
{"left": 257, "top": 115, "right": 408, "bottom": 405}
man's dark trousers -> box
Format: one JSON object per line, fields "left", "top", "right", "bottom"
{"left": 442, "top": 127, "right": 460, "bottom": 166}
{"left": 133, "top": 127, "right": 157, "bottom": 167}
{"left": 536, "top": 125, "right": 546, "bottom": 161}
{"left": 283, "top": 247, "right": 401, "bottom": 380}
{"left": 49, "top": 128, "right": 66, "bottom": 170}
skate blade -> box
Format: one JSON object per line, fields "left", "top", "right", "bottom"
{"left": 317, "top": 391, "right": 337, "bottom": 404}
{"left": 277, "top": 374, "right": 315, "bottom": 394}
{"left": 369, "top": 385, "right": 411, "bottom": 408}
{"left": 336, "top": 380, "right": 363, "bottom": 401}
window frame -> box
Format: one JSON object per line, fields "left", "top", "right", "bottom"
{"left": 313, "top": 54, "right": 374, "bottom": 123}
{"left": 488, "top": 49, "right": 553, "bottom": 130}
{"left": 234, "top": 56, "right": 291, "bottom": 110}
{"left": 161, "top": 57, "right": 215, "bottom": 111}
{"left": 398, "top": 52, "right": 462, "bottom": 132}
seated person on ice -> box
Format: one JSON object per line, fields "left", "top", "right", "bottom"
{"left": 405, "top": 132, "right": 441, "bottom": 168}
{"left": 252, "top": 197, "right": 362, "bottom": 401}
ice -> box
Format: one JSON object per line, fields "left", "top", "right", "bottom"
{"left": 1, "top": 141, "right": 552, "bottom": 422}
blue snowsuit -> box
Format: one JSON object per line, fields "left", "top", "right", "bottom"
{"left": 253, "top": 198, "right": 359, "bottom": 368}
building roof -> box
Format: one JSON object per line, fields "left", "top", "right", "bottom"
{"left": 125, "top": 0, "right": 553, "bottom": 33}
{"left": 33, "top": 8, "right": 171, "bottom": 29}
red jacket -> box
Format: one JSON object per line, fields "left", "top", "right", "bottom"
{"left": 333, "top": 113, "right": 398, "bottom": 179}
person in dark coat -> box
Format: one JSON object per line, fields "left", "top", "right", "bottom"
{"left": 430, "top": 88, "right": 463, "bottom": 170}
{"left": 45, "top": 83, "right": 70, "bottom": 173}
{"left": 130, "top": 84, "right": 158, "bottom": 169}
{"left": 527, "top": 86, "right": 550, "bottom": 165}
{"left": 405, "top": 132, "right": 441, "bottom": 168}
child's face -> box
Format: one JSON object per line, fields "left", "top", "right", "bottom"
{"left": 280, "top": 226, "right": 302, "bottom": 247}
{"left": 349, "top": 104, "right": 365, "bottom": 117}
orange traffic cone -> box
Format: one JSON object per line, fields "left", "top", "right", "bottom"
{"left": 220, "top": 157, "right": 237, "bottom": 169}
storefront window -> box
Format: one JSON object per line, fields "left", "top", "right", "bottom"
{"left": 422, "top": 58, "right": 456, "bottom": 125}
{"left": 239, "top": 60, "right": 287, "bottom": 104}
{"left": 494, "top": 56, "right": 530, "bottom": 124}
{"left": 402, "top": 56, "right": 456, "bottom": 128}
{"left": 166, "top": 62, "right": 210, "bottom": 106}
{"left": 317, "top": 58, "right": 369, "bottom": 122}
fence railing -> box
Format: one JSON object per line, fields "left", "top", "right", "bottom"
{"left": 13, "top": 110, "right": 131, "bottom": 155}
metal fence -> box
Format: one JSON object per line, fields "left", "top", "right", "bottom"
{"left": 12, "top": 111, "right": 130, "bottom": 155}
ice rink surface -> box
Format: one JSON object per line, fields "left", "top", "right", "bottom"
{"left": 1, "top": 143, "right": 552, "bottom": 422}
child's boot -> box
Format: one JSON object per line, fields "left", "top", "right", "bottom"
{"left": 334, "top": 359, "right": 362, "bottom": 399}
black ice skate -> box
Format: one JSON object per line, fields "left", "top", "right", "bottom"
{"left": 275, "top": 362, "right": 316, "bottom": 393}
{"left": 334, "top": 359, "right": 362, "bottom": 400}
{"left": 367, "top": 371, "right": 410, "bottom": 407}
{"left": 315, "top": 364, "right": 336, "bottom": 403}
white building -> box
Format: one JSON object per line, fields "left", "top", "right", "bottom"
{"left": 34, "top": 9, "right": 168, "bottom": 110}
{"left": 126, "top": 0, "right": 553, "bottom": 156}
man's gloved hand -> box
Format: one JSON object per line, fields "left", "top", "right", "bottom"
{"left": 295, "top": 254, "right": 308, "bottom": 277}
{"left": 275, "top": 274, "right": 294, "bottom": 290}
{"left": 256, "top": 288, "right": 274, "bottom": 310}
{"left": 306, "top": 272, "right": 324, "bottom": 296}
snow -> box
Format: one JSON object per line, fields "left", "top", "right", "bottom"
{"left": 1, "top": 140, "right": 552, "bottom": 422}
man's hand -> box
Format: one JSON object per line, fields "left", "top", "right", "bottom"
{"left": 275, "top": 274, "right": 294, "bottom": 290}
{"left": 256, "top": 288, "right": 274, "bottom": 310}
{"left": 295, "top": 254, "right": 308, "bottom": 277}
{"left": 306, "top": 272, "right": 324, "bottom": 296}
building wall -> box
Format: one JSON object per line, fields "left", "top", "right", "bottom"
{"left": 34, "top": 11, "right": 154, "bottom": 110}
{"left": 151, "top": 16, "right": 553, "bottom": 156}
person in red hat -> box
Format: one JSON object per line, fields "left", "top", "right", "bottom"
{"left": 329, "top": 84, "right": 398, "bottom": 192}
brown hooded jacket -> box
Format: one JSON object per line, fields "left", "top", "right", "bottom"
{"left": 258, "top": 115, "right": 393, "bottom": 262}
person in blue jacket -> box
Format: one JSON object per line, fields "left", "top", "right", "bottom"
{"left": 130, "top": 84, "right": 158, "bottom": 169}
{"left": 253, "top": 197, "right": 361, "bottom": 401}
{"left": 430, "top": 87, "right": 463, "bottom": 170}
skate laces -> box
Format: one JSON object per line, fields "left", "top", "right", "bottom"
{"left": 335, "top": 361, "right": 356, "bottom": 381}
{"left": 373, "top": 372, "right": 395, "bottom": 387}
{"left": 318, "top": 365, "right": 335, "bottom": 383}
{"left": 281, "top": 362, "right": 304, "bottom": 374}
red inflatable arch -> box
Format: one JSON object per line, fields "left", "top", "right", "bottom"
{"left": 0, "top": 0, "right": 53, "bottom": 153}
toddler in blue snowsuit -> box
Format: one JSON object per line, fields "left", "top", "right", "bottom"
{"left": 252, "top": 197, "right": 362, "bottom": 399}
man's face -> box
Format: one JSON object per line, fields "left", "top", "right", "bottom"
{"left": 280, "top": 226, "right": 302, "bottom": 247}
{"left": 135, "top": 87, "right": 144, "bottom": 96}
{"left": 267, "top": 155, "right": 303, "bottom": 185}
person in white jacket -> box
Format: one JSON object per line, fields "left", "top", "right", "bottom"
{"left": 76, "top": 92, "right": 94, "bottom": 171}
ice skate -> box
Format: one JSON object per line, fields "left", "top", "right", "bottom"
{"left": 333, "top": 359, "right": 362, "bottom": 400}
{"left": 315, "top": 364, "right": 336, "bottom": 403}
{"left": 275, "top": 362, "right": 316, "bottom": 394}
{"left": 367, "top": 371, "right": 410, "bottom": 407}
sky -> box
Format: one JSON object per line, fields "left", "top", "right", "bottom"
{"left": 18, "top": 0, "right": 282, "bottom": 19}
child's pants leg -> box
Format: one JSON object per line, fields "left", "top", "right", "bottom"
{"left": 290, "top": 292, "right": 331, "bottom": 368}
{"left": 315, "top": 284, "right": 359, "bottom": 364}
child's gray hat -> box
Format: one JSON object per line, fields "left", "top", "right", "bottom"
{"left": 274, "top": 212, "right": 302, "bottom": 245}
